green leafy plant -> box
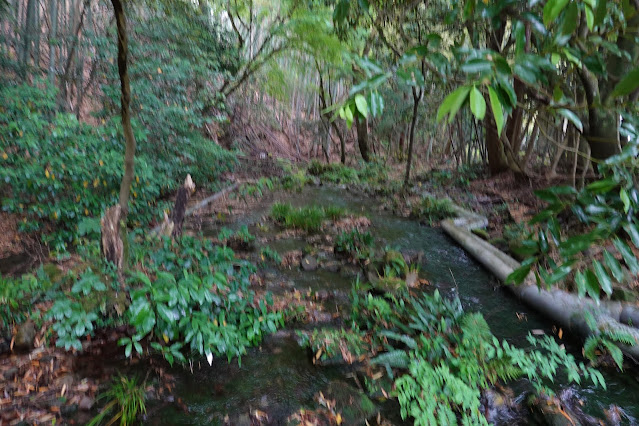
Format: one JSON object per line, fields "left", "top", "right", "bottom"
{"left": 0, "top": 269, "right": 53, "bottom": 328}
{"left": 0, "top": 81, "right": 161, "bottom": 252}
{"left": 507, "top": 138, "right": 639, "bottom": 301}
{"left": 260, "top": 246, "right": 282, "bottom": 264}
{"left": 301, "top": 280, "right": 604, "bottom": 425}
{"left": 47, "top": 299, "right": 99, "bottom": 351}
{"left": 120, "top": 236, "right": 284, "bottom": 365}
{"left": 88, "top": 374, "right": 146, "bottom": 426}
{"left": 334, "top": 228, "right": 374, "bottom": 261}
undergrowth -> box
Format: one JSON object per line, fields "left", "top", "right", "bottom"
{"left": 299, "top": 279, "right": 605, "bottom": 424}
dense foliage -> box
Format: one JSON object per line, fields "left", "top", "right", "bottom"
{"left": 508, "top": 125, "right": 639, "bottom": 300}
{"left": 93, "top": 0, "right": 239, "bottom": 188}
{"left": 300, "top": 281, "right": 604, "bottom": 424}
{"left": 0, "top": 82, "right": 161, "bottom": 251}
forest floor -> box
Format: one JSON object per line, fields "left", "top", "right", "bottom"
{"left": 1, "top": 155, "right": 629, "bottom": 425}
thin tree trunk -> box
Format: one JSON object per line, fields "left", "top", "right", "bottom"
{"left": 21, "top": 0, "right": 36, "bottom": 75}
{"left": 355, "top": 115, "right": 371, "bottom": 162}
{"left": 404, "top": 86, "right": 422, "bottom": 186}
{"left": 48, "top": 0, "right": 57, "bottom": 84}
{"left": 111, "top": 0, "right": 136, "bottom": 216}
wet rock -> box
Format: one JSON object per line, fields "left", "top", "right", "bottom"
{"left": 78, "top": 396, "right": 95, "bottom": 411}
{"left": 322, "top": 260, "right": 341, "bottom": 273}
{"left": 14, "top": 320, "right": 36, "bottom": 352}
{"left": 405, "top": 270, "right": 419, "bottom": 288}
{"left": 301, "top": 255, "right": 318, "bottom": 271}
{"left": 322, "top": 381, "right": 377, "bottom": 425}
{"left": 315, "top": 290, "right": 332, "bottom": 301}
{"left": 259, "top": 395, "right": 269, "bottom": 408}
{"left": 281, "top": 250, "right": 303, "bottom": 268}
{"left": 481, "top": 388, "right": 519, "bottom": 424}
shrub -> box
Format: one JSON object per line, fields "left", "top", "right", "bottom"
{"left": 0, "top": 82, "right": 161, "bottom": 251}
{"left": 94, "top": 1, "right": 239, "bottom": 188}
{"left": 120, "top": 236, "right": 283, "bottom": 364}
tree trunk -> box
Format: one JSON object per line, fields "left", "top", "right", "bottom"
{"left": 581, "top": 8, "right": 639, "bottom": 162}
{"left": 111, "top": 0, "right": 136, "bottom": 218}
{"left": 355, "top": 115, "right": 371, "bottom": 162}
{"left": 48, "top": 0, "right": 57, "bottom": 84}
{"left": 21, "top": 0, "right": 35, "bottom": 75}
{"left": 485, "top": 106, "right": 509, "bottom": 175}
{"left": 404, "top": 87, "right": 422, "bottom": 186}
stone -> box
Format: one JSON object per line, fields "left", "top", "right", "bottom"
{"left": 322, "top": 261, "right": 340, "bottom": 273}
{"left": 78, "top": 396, "right": 95, "bottom": 411}
{"left": 301, "top": 255, "right": 318, "bottom": 271}
{"left": 14, "top": 320, "right": 36, "bottom": 352}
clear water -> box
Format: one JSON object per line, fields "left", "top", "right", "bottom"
{"left": 151, "top": 185, "right": 639, "bottom": 424}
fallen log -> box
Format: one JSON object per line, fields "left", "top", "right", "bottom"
{"left": 441, "top": 218, "right": 639, "bottom": 361}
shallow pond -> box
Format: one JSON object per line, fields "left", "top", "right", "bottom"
{"left": 150, "top": 185, "right": 639, "bottom": 424}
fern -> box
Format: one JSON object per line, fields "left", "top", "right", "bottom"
{"left": 371, "top": 350, "right": 410, "bottom": 369}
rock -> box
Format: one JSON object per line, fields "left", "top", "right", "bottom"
{"left": 405, "top": 270, "right": 419, "bottom": 288}
{"left": 322, "top": 261, "right": 340, "bottom": 273}
{"left": 481, "top": 388, "right": 519, "bottom": 424}
{"left": 322, "top": 381, "right": 377, "bottom": 425}
{"left": 315, "top": 290, "right": 332, "bottom": 301}
{"left": 301, "top": 255, "right": 318, "bottom": 271}
{"left": 14, "top": 320, "right": 36, "bottom": 352}
{"left": 78, "top": 396, "right": 95, "bottom": 411}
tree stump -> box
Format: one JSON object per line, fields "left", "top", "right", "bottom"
{"left": 101, "top": 205, "right": 123, "bottom": 270}
{"left": 170, "top": 174, "right": 195, "bottom": 238}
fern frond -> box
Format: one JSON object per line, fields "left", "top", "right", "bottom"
{"left": 371, "top": 350, "right": 410, "bottom": 369}
{"left": 601, "top": 339, "right": 624, "bottom": 370}
{"left": 583, "top": 336, "right": 599, "bottom": 361}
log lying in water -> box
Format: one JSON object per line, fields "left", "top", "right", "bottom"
{"left": 441, "top": 218, "right": 639, "bottom": 362}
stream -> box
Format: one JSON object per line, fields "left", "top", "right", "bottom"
{"left": 146, "top": 186, "right": 639, "bottom": 425}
